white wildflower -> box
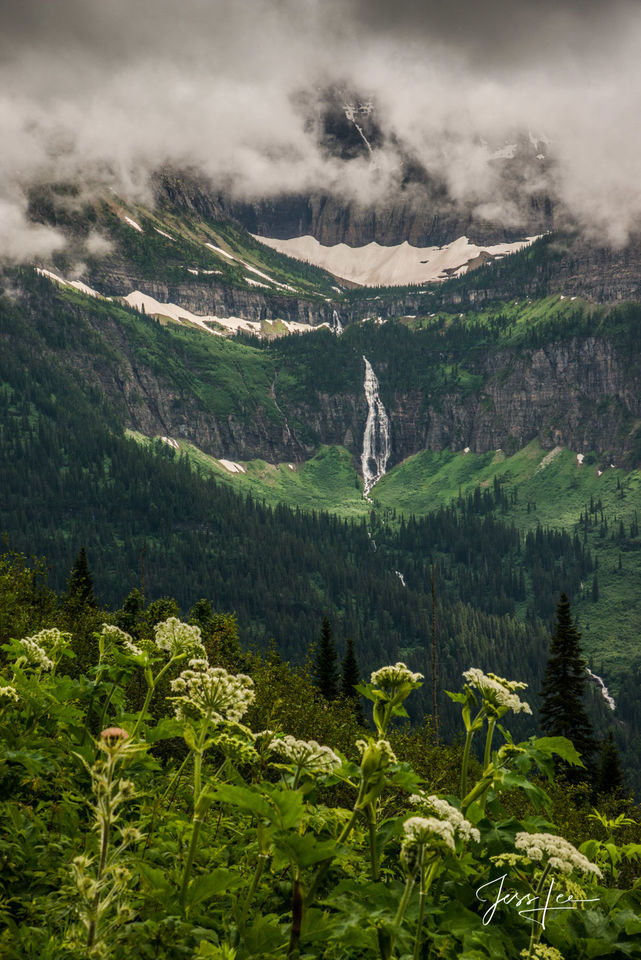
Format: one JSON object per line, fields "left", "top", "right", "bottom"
{"left": 463, "top": 668, "right": 532, "bottom": 715}
{"left": 99, "top": 624, "right": 144, "bottom": 658}
{"left": 371, "top": 662, "right": 424, "bottom": 689}
{"left": 356, "top": 737, "right": 397, "bottom": 768}
{"left": 402, "top": 816, "right": 456, "bottom": 852}
{"left": 169, "top": 659, "right": 254, "bottom": 724}
{"left": 410, "top": 792, "right": 480, "bottom": 842}
{"left": 0, "top": 683, "right": 19, "bottom": 702}
{"left": 521, "top": 946, "right": 564, "bottom": 960}
{"left": 153, "top": 617, "right": 205, "bottom": 659}
{"left": 515, "top": 832, "right": 602, "bottom": 878}
{"left": 269, "top": 735, "right": 341, "bottom": 774}
{"left": 16, "top": 637, "right": 55, "bottom": 671}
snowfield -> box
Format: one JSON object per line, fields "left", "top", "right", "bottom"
{"left": 250, "top": 234, "right": 541, "bottom": 287}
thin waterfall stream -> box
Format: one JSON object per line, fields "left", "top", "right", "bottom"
{"left": 361, "top": 356, "right": 391, "bottom": 500}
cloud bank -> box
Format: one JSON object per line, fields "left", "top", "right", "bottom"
{"left": 2, "top": 0, "right": 641, "bottom": 258}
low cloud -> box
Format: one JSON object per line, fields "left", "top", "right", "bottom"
{"left": 1, "top": 0, "right": 641, "bottom": 259}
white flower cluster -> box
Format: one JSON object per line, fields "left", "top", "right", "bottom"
{"left": 521, "top": 945, "right": 564, "bottom": 960}
{"left": 371, "top": 662, "right": 424, "bottom": 689}
{"left": 403, "top": 816, "right": 456, "bottom": 852}
{"left": 463, "top": 668, "right": 532, "bottom": 715}
{"left": 409, "top": 792, "right": 480, "bottom": 843}
{"left": 154, "top": 618, "right": 205, "bottom": 658}
{"left": 99, "top": 624, "right": 144, "bottom": 658}
{"left": 269, "top": 735, "right": 341, "bottom": 773}
{"left": 515, "top": 832, "right": 602, "bottom": 878}
{"left": 0, "top": 683, "right": 19, "bottom": 703}
{"left": 16, "top": 636, "right": 55, "bottom": 671}
{"left": 169, "top": 659, "right": 254, "bottom": 724}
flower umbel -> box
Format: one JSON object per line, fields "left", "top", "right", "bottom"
{"left": 371, "top": 662, "right": 424, "bottom": 690}
{"left": 269, "top": 735, "right": 341, "bottom": 774}
{"left": 402, "top": 816, "right": 456, "bottom": 853}
{"left": 409, "top": 792, "right": 480, "bottom": 843}
{"left": 169, "top": 659, "right": 254, "bottom": 725}
{"left": 515, "top": 832, "right": 602, "bottom": 878}
{"left": 153, "top": 617, "right": 206, "bottom": 659}
{"left": 463, "top": 668, "right": 532, "bottom": 717}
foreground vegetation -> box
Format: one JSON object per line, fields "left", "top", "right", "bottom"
{"left": 2, "top": 595, "right": 641, "bottom": 958}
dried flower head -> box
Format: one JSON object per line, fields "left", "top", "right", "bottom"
{"left": 153, "top": 617, "right": 206, "bottom": 659}
{"left": 269, "top": 735, "right": 341, "bottom": 774}
{"left": 463, "top": 668, "right": 532, "bottom": 716}
{"left": 515, "top": 831, "right": 602, "bottom": 878}
{"left": 169, "top": 659, "right": 254, "bottom": 724}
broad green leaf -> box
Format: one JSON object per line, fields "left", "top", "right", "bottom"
{"left": 187, "top": 868, "right": 243, "bottom": 906}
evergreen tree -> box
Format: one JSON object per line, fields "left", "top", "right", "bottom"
{"left": 540, "top": 593, "right": 597, "bottom": 775}
{"left": 594, "top": 732, "right": 624, "bottom": 798}
{"left": 65, "top": 546, "right": 96, "bottom": 608}
{"left": 314, "top": 615, "right": 339, "bottom": 701}
{"left": 592, "top": 571, "right": 599, "bottom": 602}
{"left": 341, "top": 636, "right": 364, "bottom": 723}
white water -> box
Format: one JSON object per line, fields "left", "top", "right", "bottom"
{"left": 586, "top": 668, "right": 616, "bottom": 711}
{"left": 331, "top": 309, "right": 344, "bottom": 335}
{"left": 361, "top": 357, "right": 391, "bottom": 499}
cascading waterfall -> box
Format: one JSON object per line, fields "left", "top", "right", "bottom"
{"left": 586, "top": 668, "right": 616, "bottom": 711}
{"left": 331, "top": 309, "right": 344, "bottom": 335}
{"left": 361, "top": 356, "right": 391, "bottom": 499}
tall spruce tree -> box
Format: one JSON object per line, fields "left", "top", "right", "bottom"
{"left": 341, "top": 636, "right": 364, "bottom": 722}
{"left": 314, "top": 614, "right": 339, "bottom": 701}
{"left": 540, "top": 593, "right": 597, "bottom": 773}
{"left": 66, "top": 546, "right": 96, "bottom": 608}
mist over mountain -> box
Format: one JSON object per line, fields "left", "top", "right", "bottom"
{"left": 2, "top": 0, "right": 641, "bottom": 263}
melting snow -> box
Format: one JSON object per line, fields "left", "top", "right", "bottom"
{"left": 218, "top": 459, "right": 246, "bottom": 474}
{"left": 122, "top": 290, "right": 321, "bottom": 338}
{"left": 244, "top": 276, "right": 271, "bottom": 289}
{"left": 576, "top": 453, "right": 585, "bottom": 465}
{"left": 205, "top": 242, "right": 236, "bottom": 260}
{"left": 154, "top": 228, "right": 175, "bottom": 241}
{"left": 37, "top": 268, "right": 110, "bottom": 300}
{"left": 124, "top": 216, "right": 143, "bottom": 233}
{"left": 251, "top": 234, "right": 541, "bottom": 287}
{"left": 160, "top": 436, "right": 179, "bottom": 450}
{"left": 395, "top": 570, "right": 406, "bottom": 587}
{"left": 538, "top": 446, "right": 563, "bottom": 471}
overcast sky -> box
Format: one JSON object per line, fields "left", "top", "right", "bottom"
{"left": 2, "top": 0, "right": 641, "bottom": 258}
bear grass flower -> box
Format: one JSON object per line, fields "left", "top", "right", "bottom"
{"left": 169, "top": 659, "right": 254, "bottom": 725}
{"left": 153, "top": 617, "right": 205, "bottom": 659}
{"left": 269, "top": 734, "right": 341, "bottom": 774}
{"left": 515, "top": 831, "right": 602, "bottom": 878}
{"left": 409, "top": 792, "right": 480, "bottom": 843}
{"left": 463, "top": 668, "right": 532, "bottom": 716}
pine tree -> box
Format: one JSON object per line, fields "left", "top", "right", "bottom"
{"left": 341, "top": 636, "right": 364, "bottom": 722}
{"left": 66, "top": 546, "right": 96, "bottom": 608}
{"left": 540, "top": 593, "right": 597, "bottom": 775}
{"left": 314, "top": 615, "right": 339, "bottom": 701}
{"left": 594, "top": 732, "right": 624, "bottom": 798}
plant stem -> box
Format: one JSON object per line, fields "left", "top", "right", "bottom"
{"left": 393, "top": 876, "right": 415, "bottom": 926}
{"left": 483, "top": 719, "right": 496, "bottom": 772}
{"left": 87, "top": 751, "right": 116, "bottom": 949}
{"left": 306, "top": 805, "right": 360, "bottom": 905}
{"left": 367, "top": 803, "right": 379, "bottom": 882}
{"left": 460, "top": 729, "right": 474, "bottom": 798}
{"left": 527, "top": 864, "right": 551, "bottom": 959}
{"left": 413, "top": 858, "right": 437, "bottom": 960}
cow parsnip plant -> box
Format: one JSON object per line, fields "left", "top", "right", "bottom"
{"left": 0, "top": 624, "right": 639, "bottom": 960}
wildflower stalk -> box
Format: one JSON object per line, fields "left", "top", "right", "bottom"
{"left": 526, "top": 863, "right": 551, "bottom": 960}
{"left": 413, "top": 858, "right": 438, "bottom": 960}
{"left": 367, "top": 803, "right": 380, "bottom": 881}
{"left": 479, "top": 717, "right": 497, "bottom": 814}
{"left": 179, "top": 709, "right": 213, "bottom": 914}
{"left": 130, "top": 658, "right": 183, "bottom": 741}
{"left": 393, "top": 876, "right": 415, "bottom": 925}
{"left": 86, "top": 747, "right": 116, "bottom": 951}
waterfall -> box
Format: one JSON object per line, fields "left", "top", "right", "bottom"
{"left": 361, "top": 356, "right": 391, "bottom": 499}
{"left": 586, "top": 668, "right": 616, "bottom": 711}
{"left": 331, "top": 309, "right": 344, "bottom": 335}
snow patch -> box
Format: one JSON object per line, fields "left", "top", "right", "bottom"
{"left": 576, "top": 453, "right": 585, "bottom": 465}
{"left": 395, "top": 570, "right": 406, "bottom": 587}
{"left": 154, "top": 228, "right": 175, "bottom": 241}
{"left": 251, "top": 234, "right": 542, "bottom": 288}
{"left": 160, "top": 436, "right": 179, "bottom": 450}
{"left": 124, "top": 216, "right": 143, "bottom": 233}
{"left": 218, "top": 459, "right": 246, "bottom": 474}
{"left": 37, "top": 268, "right": 110, "bottom": 300}
{"left": 463, "top": 446, "right": 471, "bottom": 454}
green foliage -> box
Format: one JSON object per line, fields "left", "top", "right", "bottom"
{"left": 540, "top": 594, "right": 597, "bottom": 773}
{"left": 1, "top": 616, "right": 639, "bottom": 960}
{"left": 314, "top": 615, "right": 339, "bottom": 701}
